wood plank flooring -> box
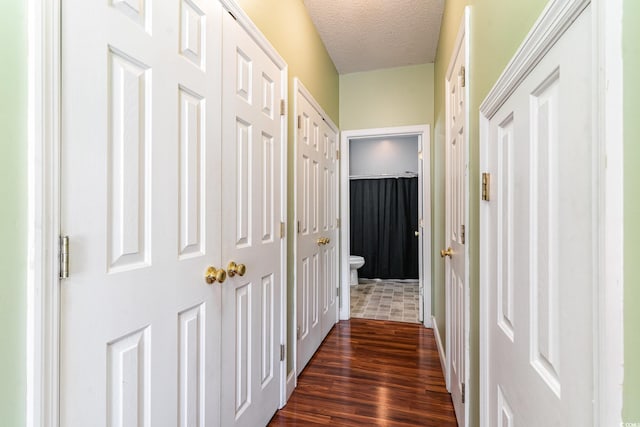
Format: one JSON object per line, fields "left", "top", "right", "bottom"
{"left": 269, "top": 319, "right": 457, "bottom": 426}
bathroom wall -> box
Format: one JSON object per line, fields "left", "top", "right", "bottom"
{"left": 349, "top": 136, "right": 419, "bottom": 176}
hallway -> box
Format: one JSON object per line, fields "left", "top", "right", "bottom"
{"left": 269, "top": 319, "right": 456, "bottom": 426}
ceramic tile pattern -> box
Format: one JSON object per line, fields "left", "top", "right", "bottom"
{"left": 350, "top": 280, "right": 420, "bottom": 323}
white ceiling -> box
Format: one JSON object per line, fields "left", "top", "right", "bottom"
{"left": 303, "top": 0, "right": 444, "bottom": 74}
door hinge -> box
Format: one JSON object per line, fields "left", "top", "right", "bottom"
{"left": 418, "top": 150, "right": 423, "bottom": 160}
{"left": 297, "top": 221, "right": 301, "bottom": 234}
{"left": 336, "top": 150, "right": 340, "bottom": 160}
{"left": 460, "top": 65, "right": 466, "bottom": 88}
{"left": 462, "top": 383, "right": 466, "bottom": 403}
{"left": 336, "top": 218, "right": 340, "bottom": 228}
{"left": 280, "top": 221, "right": 285, "bottom": 239}
{"left": 280, "top": 99, "right": 286, "bottom": 116}
{"left": 296, "top": 326, "right": 301, "bottom": 340}
{"left": 280, "top": 344, "right": 285, "bottom": 361}
{"left": 337, "top": 287, "right": 340, "bottom": 296}
{"left": 461, "top": 225, "right": 465, "bottom": 244}
{"left": 482, "top": 172, "right": 491, "bottom": 201}
{"left": 59, "top": 235, "right": 69, "bottom": 279}
{"left": 297, "top": 115, "right": 302, "bottom": 130}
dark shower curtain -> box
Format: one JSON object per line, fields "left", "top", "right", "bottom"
{"left": 350, "top": 177, "right": 419, "bottom": 280}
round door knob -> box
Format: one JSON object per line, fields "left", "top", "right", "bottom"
{"left": 440, "top": 247, "right": 453, "bottom": 258}
{"left": 324, "top": 237, "right": 330, "bottom": 245}
{"left": 205, "top": 266, "right": 226, "bottom": 284}
{"left": 415, "top": 231, "right": 420, "bottom": 237}
{"left": 227, "top": 261, "right": 247, "bottom": 277}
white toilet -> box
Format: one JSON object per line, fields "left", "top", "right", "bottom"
{"left": 349, "top": 255, "right": 365, "bottom": 286}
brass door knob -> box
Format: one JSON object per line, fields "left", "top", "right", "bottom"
{"left": 205, "top": 266, "right": 226, "bottom": 284}
{"left": 440, "top": 247, "right": 453, "bottom": 258}
{"left": 317, "top": 237, "right": 325, "bottom": 246}
{"left": 227, "top": 261, "right": 247, "bottom": 277}
{"left": 415, "top": 231, "right": 420, "bottom": 237}
{"left": 324, "top": 237, "right": 331, "bottom": 245}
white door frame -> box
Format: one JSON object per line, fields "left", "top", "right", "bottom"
{"left": 478, "top": 0, "right": 624, "bottom": 425}
{"left": 291, "top": 77, "right": 339, "bottom": 398}
{"left": 339, "top": 125, "right": 432, "bottom": 326}
{"left": 26, "top": 1, "right": 289, "bottom": 425}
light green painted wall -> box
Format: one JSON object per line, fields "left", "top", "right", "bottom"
{"left": 0, "top": 2, "right": 28, "bottom": 426}
{"left": 433, "top": 0, "right": 548, "bottom": 425}
{"left": 623, "top": 0, "right": 640, "bottom": 422}
{"left": 236, "top": 0, "right": 339, "bottom": 375}
{"left": 339, "top": 64, "right": 435, "bottom": 130}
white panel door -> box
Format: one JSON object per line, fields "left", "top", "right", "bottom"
{"left": 484, "top": 7, "right": 593, "bottom": 426}
{"left": 444, "top": 32, "right": 467, "bottom": 426}
{"left": 221, "top": 10, "right": 283, "bottom": 427}
{"left": 295, "top": 85, "right": 338, "bottom": 374}
{"left": 60, "top": 0, "right": 223, "bottom": 426}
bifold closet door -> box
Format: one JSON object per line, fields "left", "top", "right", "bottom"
{"left": 60, "top": 0, "right": 224, "bottom": 426}
{"left": 221, "top": 10, "right": 284, "bottom": 427}
{"left": 296, "top": 85, "right": 339, "bottom": 374}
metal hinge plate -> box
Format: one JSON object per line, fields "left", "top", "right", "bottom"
{"left": 336, "top": 218, "right": 340, "bottom": 228}
{"left": 59, "top": 235, "right": 69, "bottom": 279}
{"left": 297, "top": 221, "right": 301, "bottom": 234}
{"left": 297, "top": 115, "right": 302, "bottom": 130}
{"left": 280, "top": 344, "right": 285, "bottom": 361}
{"left": 482, "top": 172, "right": 490, "bottom": 201}
{"left": 462, "top": 383, "right": 466, "bottom": 403}
{"left": 336, "top": 150, "right": 340, "bottom": 160}
{"left": 296, "top": 326, "right": 301, "bottom": 340}
{"left": 461, "top": 225, "right": 465, "bottom": 244}
{"left": 280, "top": 222, "right": 285, "bottom": 239}
{"left": 460, "top": 65, "right": 466, "bottom": 88}
{"left": 280, "top": 99, "right": 286, "bottom": 116}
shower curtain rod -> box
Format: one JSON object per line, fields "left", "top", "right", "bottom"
{"left": 349, "top": 172, "right": 418, "bottom": 180}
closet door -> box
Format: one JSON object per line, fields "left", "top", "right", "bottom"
{"left": 295, "top": 81, "right": 339, "bottom": 374}
{"left": 60, "top": 0, "right": 223, "bottom": 425}
{"left": 221, "top": 10, "right": 285, "bottom": 427}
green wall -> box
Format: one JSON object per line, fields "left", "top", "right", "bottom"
{"left": 623, "top": 0, "right": 640, "bottom": 422}
{"left": 236, "top": 0, "right": 339, "bottom": 375}
{"left": 433, "top": 0, "right": 549, "bottom": 425}
{"left": 339, "top": 64, "right": 434, "bottom": 130}
{"left": 0, "top": 1, "right": 28, "bottom": 426}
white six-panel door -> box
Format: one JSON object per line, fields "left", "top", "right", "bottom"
{"left": 221, "top": 9, "right": 285, "bottom": 427}
{"left": 61, "top": 1, "right": 286, "bottom": 426}
{"left": 295, "top": 80, "right": 339, "bottom": 374}
{"left": 444, "top": 21, "right": 468, "bottom": 426}
{"left": 482, "top": 5, "right": 594, "bottom": 426}
{"left": 61, "top": 0, "right": 224, "bottom": 425}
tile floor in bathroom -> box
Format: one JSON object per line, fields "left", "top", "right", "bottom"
{"left": 350, "top": 279, "right": 420, "bottom": 323}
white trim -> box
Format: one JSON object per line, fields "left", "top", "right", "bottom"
{"left": 444, "top": 8, "right": 470, "bottom": 426}
{"left": 432, "top": 315, "right": 448, "bottom": 388}
{"left": 339, "top": 125, "right": 432, "bottom": 325}
{"left": 28, "top": 0, "right": 61, "bottom": 426}
{"left": 594, "top": 0, "right": 624, "bottom": 424}
{"left": 479, "top": 0, "right": 623, "bottom": 425}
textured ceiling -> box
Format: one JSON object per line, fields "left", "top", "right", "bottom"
{"left": 303, "top": 0, "right": 444, "bottom": 74}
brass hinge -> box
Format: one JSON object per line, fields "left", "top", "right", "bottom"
{"left": 59, "top": 235, "right": 69, "bottom": 279}
{"left": 460, "top": 65, "right": 466, "bottom": 88}
{"left": 297, "top": 221, "right": 301, "bottom": 234}
{"left": 482, "top": 172, "right": 490, "bottom": 201}
{"left": 461, "top": 225, "right": 465, "bottom": 244}
{"left": 462, "top": 383, "right": 466, "bottom": 403}
{"left": 336, "top": 150, "right": 340, "bottom": 160}
{"left": 280, "top": 222, "right": 285, "bottom": 239}
{"left": 280, "top": 99, "right": 286, "bottom": 116}
{"left": 280, "top": 344, "right": 285, "bottom": 361}
{"left": 297, "top": 115, "right": 302, "bottom": 130}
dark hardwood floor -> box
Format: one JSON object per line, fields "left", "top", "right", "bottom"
{"left": 269, "top": 319, "right": 457, "bottom": 426}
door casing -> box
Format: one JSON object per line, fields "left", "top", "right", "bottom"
{"left": 26, "top": 1, "right": 289, "bottom": 425}
{"left": 339, "top": 125, "right": 432, "bottom": 326}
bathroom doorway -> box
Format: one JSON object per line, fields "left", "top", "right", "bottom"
{"left": 339, "top": 125, "right": 431, "bottom": 326}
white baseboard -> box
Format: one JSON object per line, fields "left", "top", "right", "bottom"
{"left": 432, "top": 315, "right": 448, "bottom": 390}
{"left": 285, "top": 370, "right": 296, "bottom": 402}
